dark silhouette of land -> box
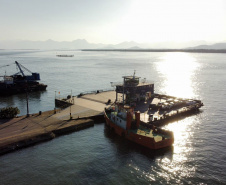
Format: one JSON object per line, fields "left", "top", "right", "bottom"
{"left": 82, "top": 49, "right": 226, "bottom": 53}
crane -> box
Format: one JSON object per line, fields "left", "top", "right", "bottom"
{"left": 14, "top": 61, "right": 40, "bottom": 81}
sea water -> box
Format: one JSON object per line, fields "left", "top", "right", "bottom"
{"left": 0, "top": 50, "right": 226, "bottom": 184}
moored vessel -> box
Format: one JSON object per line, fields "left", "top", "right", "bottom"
{"left": 104, "top": 104, "right": 174, "bottom": 149}
{"left": 104, "top": 72, "right": 174, "bottom": 149}
{"left": 0, "top": 61, "right": 47, "bottom": 95}
{"left": 56, "top": 54, "right": 74, "bottom": 57}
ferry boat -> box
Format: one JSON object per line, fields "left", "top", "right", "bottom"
{"left": 104, "top": 72, "right": 174, "bottom": 149}
{"left": 104, "top": 104, "right": 174, "bottom": 149}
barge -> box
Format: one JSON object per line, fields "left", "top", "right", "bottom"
{"left": 0, "top": 61, "right": 47, "bottom": 95}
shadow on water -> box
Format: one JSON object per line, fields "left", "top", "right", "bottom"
{"left": 103, "top": 124, "right": 174, "bottom": 159}
{"left": 0, "top": 91, "right": 48, "bottom": 116}
{"left": 71, "top": 124, "right": 174, "bottom": 184}
{"left": 0, "top": 91, "right": 46, "bottom": 106}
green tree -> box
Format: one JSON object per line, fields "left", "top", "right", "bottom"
{"left": 0, "top": 107, "right": 20, "bottom": 119}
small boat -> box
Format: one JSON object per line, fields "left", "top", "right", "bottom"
{"left": 104, "top": 103, "right": 174, "bottom": 149}
{"left": 56, "top": 55, "right": 74, "bottom": 57}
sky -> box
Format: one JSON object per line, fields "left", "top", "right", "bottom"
{"left": 0, "top": 0, "right": 226, "bottom": 44}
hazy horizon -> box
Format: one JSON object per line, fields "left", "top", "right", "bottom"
{"left": 1, "top": 39, "right": 226, "bottom": 50}
{"left": 1, "top": 0, "right": 226, "bottom": 46}
{"left": 0, "top": 38, "right": 223, "bottom": 45}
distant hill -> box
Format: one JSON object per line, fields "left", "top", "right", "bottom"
{"left": 128, "top": 46, "right": 142, "bottom": 49}
{"left": 0, "top": 39, "right": 105, "bottom": 50}
{"left": 0, "top": 39, "right": 225, "bottom": 50}
{"left": 186, "top": 43, "right": 226, "bottom": 49}
{"left": 114, "top": 41, "right": 142, "bottom": 49}
{"left": 100, "top": 45, "right": 115, "bottom": 49}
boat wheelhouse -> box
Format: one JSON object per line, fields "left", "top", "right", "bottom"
{"left": 114, "top": 71, "right": 154, "bottom": 105}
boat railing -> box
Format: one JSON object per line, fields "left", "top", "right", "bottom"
{"left": 77, "top": 88, "right": 114, "bottom": 97}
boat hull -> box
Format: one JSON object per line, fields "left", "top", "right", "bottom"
{"left": 104, "top": 111, "right": 174, "bottom": 150}
{"left": 0, "top": 83, "right": 47, "bottom": 96}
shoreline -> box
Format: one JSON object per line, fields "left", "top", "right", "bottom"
{"left": 81, "top": 49, "right": 226, "bottom": 53}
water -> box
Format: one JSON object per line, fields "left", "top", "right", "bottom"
{"left": 0, "top": 50, "right": 226, "bottom": 184}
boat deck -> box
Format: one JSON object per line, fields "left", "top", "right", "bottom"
{"left": 130, "top": 127, "right": 171, "bottom": 142}
{"left": 134, "top": 95, "right": 203, "bottom": 125}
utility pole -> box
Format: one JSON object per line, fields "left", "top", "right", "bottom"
{"left": 70, "top": 90, "right": 72, "bottom": 119}
{"left": 54, "top": 91, "right": 56, "bottom": 114}
{"left": 26, "top": 81, "right": 29, "bottom": 117}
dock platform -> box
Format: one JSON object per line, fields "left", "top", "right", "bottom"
{"left": 0, "top": 91, "right": 116, "bottom": 155}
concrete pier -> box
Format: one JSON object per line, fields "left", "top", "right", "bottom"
{"left": 0, "top": 91, "right": 116, "bottom": 155}
{"left": 54, "top": 90, "right": 116, "bottom": 119}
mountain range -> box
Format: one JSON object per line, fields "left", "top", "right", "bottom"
{"left": 186, "top": 43, "right": 226, "bottom": 50}
{"left": 0, "top": 39, "right": 226, "bottom": 50}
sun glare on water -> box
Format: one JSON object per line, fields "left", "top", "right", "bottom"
{"left": 155, "top": 52, "right": 200, "bottom": 98}
{"left": 156, "top": 117, "right": 197, "bottom": 183}
{"left": 128, "top": 117, "right": 197, "bottom": 183}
